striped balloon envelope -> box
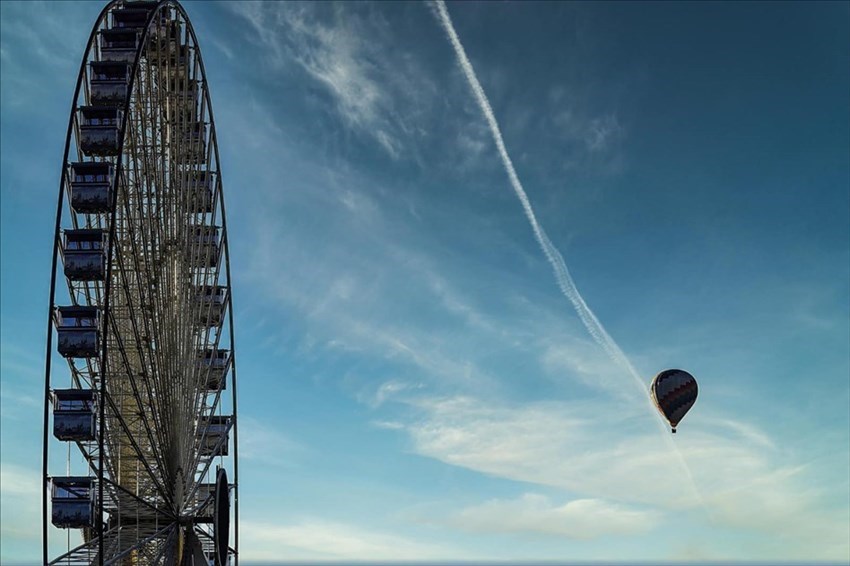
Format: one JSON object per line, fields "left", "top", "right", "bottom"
{"left": 650, "top": 369, "right": 698, "bottom": 433}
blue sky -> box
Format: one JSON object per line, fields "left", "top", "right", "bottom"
{"left": 1, "top": 0, "right": 849, "bottom": 562}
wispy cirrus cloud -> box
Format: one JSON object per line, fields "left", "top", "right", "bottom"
{"left": 548, "top": 89, "right": 625, "bottom": 157}
{"left": 0, "top": 340, "right": 43, "bottom": 382}
{"left": 0, "top": 464, "right": 41, "bottom": 545}
{"left": 240, "top": 519, "right": 464, "bottom": 561}
{"left": 243, "top": 188, "right": 639, "bottom": 408}
{"left": 201, "top": 3, "right": 846, "bottom": 562}
{"left": 0, "top": 1, "right": 95, "bottom": 107}
{"left": 281, "top": 5, "right": 397, "bottom": 156}
{"left": 226, "top": 2, "right": 437, "bottom": 160}
{"left": 391, "top": 393, "right": 849, "bottom": 559}
{"left": 365, "top": 379, "right": 424, "bottom": 409}
{"left": 450, "top": 493, "right": 659, "bottom": 539}
{"left": 238, "top": 415, "right": 305, "bottom": 468}
{"left": 432, "top": 0, "right": 653, "bottom": 421}
{"left": 1, "top": 341, "right": 45, "bottom": 423}
{"left": 242, "top": 181, "right": 515, "bottom": 395}
{"left": 235, "top": 128, "right": 648, "bottom": 415}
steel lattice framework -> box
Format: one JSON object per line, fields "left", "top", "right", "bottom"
{"left": 42, "top": 1, "right": 238, "bottom": 564}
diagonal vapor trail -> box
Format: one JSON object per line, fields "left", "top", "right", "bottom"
{"left": 432, "top": 0, "right": 647, "bottom": 400}
{"left": 432, "top": 0, "right": 706, "bottom": 508}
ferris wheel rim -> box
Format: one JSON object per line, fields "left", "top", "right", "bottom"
{"left": 42, "top": 1, "right": 240, "bottom": 563}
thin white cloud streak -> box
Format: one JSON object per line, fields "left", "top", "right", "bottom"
{"left": 225, "top": 2, "right": 433, "bottom": 160}
{"left": 368, "top": 379, "right": 424, "bottom": 408}
{"left": 240, "top": 133, "right": 640, "bottom": 403}
{"left": 432, "top": 2, "right": 661, "bottom": 418}
{"left": 0, "top": 2, "right": 92, "bottom": 108}
{"left": 238, "top": 416, "right": 304, "bottom": 468}
{"left": 0, "top": 463, "right": 40, "bottom": 497}
{"left": 451, "top": 493, "right": 660, "bottom": 539}
{"left": 0, "top": 464, "right": 42, "bottom": 548}
{"left": 400, "top": 395, "right": 850, "bottom": 560}
{"left": 240, "top": 519, "right": 462, "bottom": 561}
{"left": 245, "top": 209, "right": 505, "bottom": 394}
{"left": 432, "top": 3, "right": 711, "bottom": 511}
{"left": 406, "top": 396, "right": 690, "bottom": 505}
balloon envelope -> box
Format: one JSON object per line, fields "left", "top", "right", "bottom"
{"left": 650, "top": 369, "right": 698, "bottom": 432}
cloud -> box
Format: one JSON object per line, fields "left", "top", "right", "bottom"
{"left": 586, "top": 114, "right": 623, "bottom": 152}
{"left": 0, "top": 1, "right": 95, "bottom": 107}
{"left": 0, "top": 464, "right": 41, "bottom": 542}
{"left": 1, "top": 342, "right": 45, "bottom": 424}
{"left": 541, "top": 339, "right": 641, "bottom": 400}
{"left": 550, "top": 105, "right": 624, "bottom": 155}
{"left": 282, "top": 7, "right": 390, "bottom": 137}
{"left": 451, "top": 493, "right": 659, "bottom": 539}
{"left": 243, "top": 200, "right": 511, "bottom": 395}
{"left": 208, "top": 36, "right": 235, "bottom": 61}
{"left": 0, "top": 463, "right": 40, "bottom": 498}
{"left": 226, "top": 2, "right": 436, "bottom": 160}
{"left": 394, "top": 394, "right": 849, "bottom": 559}
{"left": 240, "top": 519, "right": 460, "bottom": 561}
{"left": 238, "top": 415, "right": 305, "bottom": 468}
{"left": 404, "top": 396, "right": 678, "bottom": 501}
{"left": 237, "top": 143, "right": 652, "bottom": 415}
{"left": 0, "top": 2, "right": 82, "bottom": 69}
{"left": 0, "top": 387, "right": 41, "bottom": 425}
{"left": 366, "top": 380, "right": 424, "bottom": 408}
{"left": 433, "top": 0, "right": 652, "bottom": 424}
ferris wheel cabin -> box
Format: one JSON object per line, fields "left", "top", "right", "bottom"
{"left": 196, "top": 348, "right": 230, "bottom": 391}
{"left": 198, "top": 415, "right": 232, "bottom": 458}
{"left": 194, "top": 285, "right": 227, "bottom": 326}
{"left": 196, "top": 482, "right": 215, "bottom": 520}
{"left": 69, "top": 162, "right": 113, "bottom": 213}
{"left": 99, "top": 28, "right": 140, "bottom": 63}
{"left": 110, "top": 5, "right": 155, "bottom": 30}
{"left": 89, "top": 61, "right": 130, "bottom": 106}
{"left": 184, "top": 170, "right": 214, "bottom": 213}
{"left": 51, "top": 477, "right": 96, "bottom": 529}
{"left": 189, "top": 225, "right": 220, "bottom": 268}
{"left": 54, "top": 306, "right": 100, "bottom": 358}
{"left": 180, "top": 122, "right": 207, "bottom": 163}
{"left": 149, "top": 41, "right": 190, "bottom": 68}
{"left": 168, "top": 78, "right": 200, "bottom": 122}
{"left": 63, "top": 229, "right": 106, "bottom": 281}
{"left": 52, "top": 389, "right": 98, "bottom": 441}
{"left": 79, "top": 106, "right": 122, "bottom": 156}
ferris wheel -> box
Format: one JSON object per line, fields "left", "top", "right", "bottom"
{"left": 42, "top": 1, "right": 238, "bottom": 563}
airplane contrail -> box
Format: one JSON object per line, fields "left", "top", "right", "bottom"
{"left": 432, "top": 0, "right": 706, "bottom": 508}
{"left": 432, "top": 0, "right": 646, "bottom": 397}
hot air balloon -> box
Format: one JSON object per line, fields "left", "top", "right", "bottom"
{"left": 650, "top": 369, "right": 698, "bottom": 433}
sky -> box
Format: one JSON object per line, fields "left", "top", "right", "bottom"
{"left": 1, "top": 0, "right": 849, "bottom": 563}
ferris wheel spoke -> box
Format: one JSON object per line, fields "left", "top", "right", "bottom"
{"left": 47, "top": 527, "right": 111, "bottom": 566}
{"left": 101, "top": 522, "right": 175, "bottom": 566}
{"left": 46, "top": 520, "right": 173, "bottom": 566}
{"left": 70, "top": 438, "right": 100, "bottom": 477}
{"left": 103, "top": 307, "right": 170, "bottom": 475}
{"left": 147, "top": 522, "right": 179, "bottom": 565}
{"left": 186, "top": 419, "right": 232, "bottom": 494}
{"left": 109, "top": 228, "right": 170, "bottom": 444}
{"left": 99, "top": 380, "right": 172, "bottom": 507}
{"left": 101, "top": 476, "right": 173, "bottom": 520}
{"left": 45, "top": 3, "right": 238, "bottom": 564}
{"left": 192, "top": 526, "right": 215, "bottom": 559}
